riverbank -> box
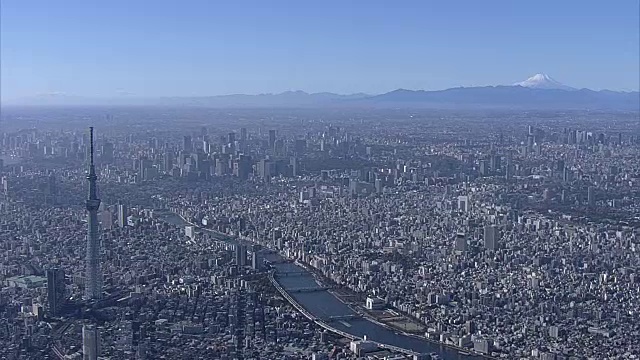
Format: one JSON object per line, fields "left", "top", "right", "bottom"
{"left": 158, "top": 210, "right": 496, "bottom": 359}
{"left": 293, "top": 259, "right": 497, "bottom": 359}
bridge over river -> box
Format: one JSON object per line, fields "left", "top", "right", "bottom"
{"left": 269, "top": 262, "right": 487, "bottom": 359}
{"left": 158, "top": 211, "right": 488, "bottom": 359}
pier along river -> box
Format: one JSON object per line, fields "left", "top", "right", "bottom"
{"left": 159, "top": 211, "right": 485, "bottom": 359}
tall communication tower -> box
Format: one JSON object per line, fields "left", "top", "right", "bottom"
{"left": 84, "top": 127, "right": 102, "bottom": 299}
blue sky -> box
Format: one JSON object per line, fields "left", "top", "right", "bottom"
{"left": 1, "top": 0, "right": 638, "bottom": 99}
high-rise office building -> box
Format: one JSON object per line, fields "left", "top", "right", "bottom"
{"left": 233, "top": 155, "right": 251, "bottom": 180}
{"left": 215, "top": 157, "right": 229, "bottom": 176}
{"left": 101, "top": 142, "right": 114, "bottom": 163}
{"left": 454, "top": 233, "right": 467, "bottom": 252}
{"left": 268, "top": 130, "right": 276, "bottom": 150}
{"left": 252, "top": 251, "right": 261, "bottom": 271}
{"left": 505, "top": 152, "right": 513, "bottom": 181}
{"left": 46, "top": 174, "right": 58, "bottom": 204}
{"left": 527, "top": 135, "right": 534, "bottom": 151}
{"left": 240, "top": 128, "right": 247, "bottom": 142}
{"left": 183, "top": 135, "right": 193, "bottom": 153}
{"left": 563, "top": 167, "right": 571, "bottom": 183}
{"left": 294, "top": 139, "right": 306, "bottom": 155}
{"left": 312, "top": 353, "right": 329, "bottom": 360}
{"left": 82, "top": 324, "right": 99, "bottom": 360}
{"left": 484, "top": 225, "right": 497, "bottom": 251}
{"left": 202, "top": 137, "right": 211, "bottom": 154}
{"left": 588, "top": 186, "right": 595, "bottom": 207}
{"left": 258, "top": 159, "right": 272, "bottom": 180}
{"left": 290, "top": 157, "right": 298, "bottom": 177}
{"left": 490, "top": 155, "right": 501, "bottom": 172}
{"left": 100, "top": 210, "right": 113, "bottom": 230}
{"left": 148, "top": 138, "right": 159, "bottom": 150}
{"left": 235, "top": 244, "right": 247, "bottom": 267}
{"left": 47, "top": 174, "right": 57, "bottom": 196}
{"left": 84, "top": 127, "right": 102, "bottom": 300}
{"left": 251, "top": 244, "right": 262, "bottom": 270}
{"left": 228, "top": 132, "right": 236, "bottom": 144}
{"left": 465, "top": 320, "right": 476, "bottom": 335}
{"left": 117, "top": 204, "right": 128, "bottom": 228}
{"left": 1, "top": 176, "right": 8, "bottom": 196}
{"left": 46, "top": 268, "right": 65, "bottom": 316}
{"left": 163, "top": 151, "right": 174, "bottom": 173}
{"left": 458, "top": 196, "right": 469, "bottom": 212}
{"left": 137, "top": 341, "right": 148, "bottom": 360}
{"left": 274, "top": 139, "right": 284, "bottom": 156}
{"left": 185, "top": 226, "right": 195, "bottom": 240}
{"left": 479, "top": 160, "right": 488, "bottom": 177}
{"left": 138, "top": 157, "right": 153, "bottom": 181}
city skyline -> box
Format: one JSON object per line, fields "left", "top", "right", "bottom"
{"left": 2, "top": 107, "right": 639, "bottom": 359}
{"left": 1, "top": 0, "right": 639, "bottom": 101}
{"left": 1, "top": 1, "right": 639, "bottom": 358}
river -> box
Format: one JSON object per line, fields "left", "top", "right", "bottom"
{"left": 158, "top": 211, "right": 487, "bottom": 359}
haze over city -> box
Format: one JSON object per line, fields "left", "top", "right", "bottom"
{"left": 0, "top": 1, "right": 639, "bottom": 360}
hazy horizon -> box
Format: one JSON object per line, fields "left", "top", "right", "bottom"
{"left": 1, "top": 0, "right": 639, "bottom": 101}
{"left": 4, "top": 72, "right": 640, "bottom": 101}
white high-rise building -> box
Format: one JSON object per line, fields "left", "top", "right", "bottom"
{"left": 82, "top": 324, "right": 99, "bottom": 360}
{"left": 117, "top": 204, "right": 128, "bottom": 228}
{"left": 185, "top": 225, "right": 195, "bottom": 240}
{"left": 458, "top": 195, "right": 469, "bottom": 212}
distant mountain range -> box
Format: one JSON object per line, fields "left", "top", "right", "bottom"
{"left": 4, "top": 91, "right": 370, "bottom": 107}
{"left": 363, "top": 86, "right": 639, "bottom": 111}
{"left": 4, "top": 74, "right": 639, "bottom": 110}
{"left": 513, "top": 73, "right": 577, "bottom": 91}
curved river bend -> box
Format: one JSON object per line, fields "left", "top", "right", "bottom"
{"left": 160, "top": 212, "right": 487, "bottom": 359}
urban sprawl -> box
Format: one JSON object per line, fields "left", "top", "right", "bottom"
{"left": 0, "top": 107, "right": 639, "bottom": 360}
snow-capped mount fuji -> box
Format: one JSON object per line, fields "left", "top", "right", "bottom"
{"left": 514, "top": 73, "right": 576, "bottom": 91}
